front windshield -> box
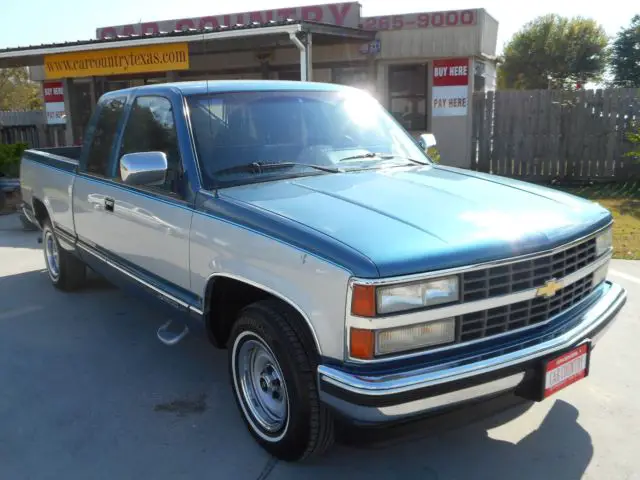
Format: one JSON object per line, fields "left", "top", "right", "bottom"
{"left": 187, "top": 89, "right": 431, "bottom": 188}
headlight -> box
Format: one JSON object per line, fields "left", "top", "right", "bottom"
{"left": 375, "top": 318, "right": 456, "bottom": 355}
{"left": 595, "top": 228, "right": 613, "bottom": 257}
{"left": 349, "top": 317, "right": 457, "bottom": 359}
{"left": 376, "top": 276, "right": 459, "bottom": 314}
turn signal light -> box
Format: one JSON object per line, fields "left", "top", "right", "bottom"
{"left": 349, "top": 328, "right": 374, "bottom": 360}
{"left": 351, "top": 284, "right": 376, "bottom": 317}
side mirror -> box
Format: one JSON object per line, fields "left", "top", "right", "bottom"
{"left": 120, "top": 152, "right": 167, "bottom": 186}
{"left": 417, "top": 133, "right": 437, "bottom": 151}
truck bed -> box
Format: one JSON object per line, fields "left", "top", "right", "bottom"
{"left": 22, "top": 146, "right": 81, "bottom": 172}
{"left": 20, "top": 147, "right": 81, "bottom": 233}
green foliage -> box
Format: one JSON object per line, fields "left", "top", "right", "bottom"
{"left": 610, "top": 15, "right": 640, "bottom": 88}
{"left": 0, "top": 143, "right": 27, "bottom": 177}
{"left": 0, "top": 67, "right": 42, "bottom": 111}
{"left": 498, "top": 15, "right": 609, "bottom": 90}
{"left": 625, "top": 122, "right": 640, "bottom": 163}
{"left": 427, "top": 146, "right": 441, "bottom": 164}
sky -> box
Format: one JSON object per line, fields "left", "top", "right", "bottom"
{"left": 0, "top": 0, "right": 637, "bottom": 51}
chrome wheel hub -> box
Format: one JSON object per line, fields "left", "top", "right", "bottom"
{"left": 237, "top": 338, "right": 288, "bottom": 433}
{"left": 44, "top": 230, "right": 60, "bottom": 279}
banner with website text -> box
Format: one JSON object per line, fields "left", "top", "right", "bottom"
{"left": 44, "top": 43, "right": 189, "bottom": 79}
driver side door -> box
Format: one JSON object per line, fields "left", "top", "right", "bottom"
{"left": 76, "top": 95, "right": 196, "bottom": 309}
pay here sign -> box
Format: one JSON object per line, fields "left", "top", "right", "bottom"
{"left": 43, "top": 81, "right": 65, "bottom": 125}
{"left": 432, "top": 58, "right": 469, "bottom": 117}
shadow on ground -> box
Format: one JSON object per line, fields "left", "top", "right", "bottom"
{"left": 271, "top": 399, "right": 592, "bottom": 479}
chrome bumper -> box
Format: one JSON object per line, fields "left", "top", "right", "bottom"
{"left": 318, "top": 281, "right": 627, "bottom": 425}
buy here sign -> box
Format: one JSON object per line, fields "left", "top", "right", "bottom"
{"left": 432, "top": 58, "right": 469, "bottom": 117}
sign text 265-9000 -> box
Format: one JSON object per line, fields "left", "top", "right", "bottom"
{"left": 361, "top": 10, "right": 477, "bottom": 31}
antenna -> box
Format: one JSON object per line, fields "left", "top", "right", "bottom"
{"left": 204, "top": 25, "right": 209, "bottom": 98}
{"left": 203, "top": 21, "right": 216, "bottom": 197}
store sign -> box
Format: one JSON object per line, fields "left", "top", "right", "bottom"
{"left": 97, "top": 2, "right": 360, "bottom": 38}
{"left": 361, "top": 9, "right": 477, "bottom": 31}
{"left": 432, "top": 58, "right": 469, "bottom": 117}
{"left": 44, "top": 43, "right": 189, "bottom": 79}
{"left": 43, "top": 81, "right": 66, "bottom": 124}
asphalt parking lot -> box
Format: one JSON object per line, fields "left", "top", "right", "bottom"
{"left": 1, "top": 212, "right": 639, "bottom": 480}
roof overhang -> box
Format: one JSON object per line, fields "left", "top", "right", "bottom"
{"left": 0, "top": 21, "right": 375, "bottom": 69}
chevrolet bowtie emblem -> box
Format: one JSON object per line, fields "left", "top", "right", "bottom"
{"left": 537, "top": 279, "right": 563, "bottom": 298}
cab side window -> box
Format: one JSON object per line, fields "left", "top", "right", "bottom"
{"left": 85, "top": 97, "right": 126, "bottom": 176}
{"left": 119, "top": 96, "right": 182, "bottom": 196}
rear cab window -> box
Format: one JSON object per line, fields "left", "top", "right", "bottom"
{"left": 84, "top": 96, "right": 126, "bottom": 177}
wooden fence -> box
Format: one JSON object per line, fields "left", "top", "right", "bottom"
{"left": 0, "top": 111, "right": 65, "bottom": 148}
{"left": 471, "top": 89, "right": 640, "bottom": 181}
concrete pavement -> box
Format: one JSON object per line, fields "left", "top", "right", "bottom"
{"left": 1, "top": 212, "right": 639, "bottom": 480}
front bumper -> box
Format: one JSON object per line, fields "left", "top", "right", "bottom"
{"left": 318, "top": 281, "right": 626, "bottom": 425}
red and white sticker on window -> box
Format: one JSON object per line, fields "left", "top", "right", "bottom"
{"left": 432, "top": 58, "right": 469, "bottom": 117}
{"left": 43, "top": 81, "right": 66, "bottom": 125}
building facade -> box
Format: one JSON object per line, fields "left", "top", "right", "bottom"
{"left": 0, "top": 2, "right": 498, "bottom": 168}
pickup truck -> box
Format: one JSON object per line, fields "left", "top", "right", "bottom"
{"left": 20, "top": 80, "right": 627, "bottom": 462}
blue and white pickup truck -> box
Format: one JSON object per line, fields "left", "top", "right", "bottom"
{"left": 20, "top": 81, "right": 627, "bottom": 461}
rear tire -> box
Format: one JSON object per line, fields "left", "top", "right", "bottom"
{"left": 228, "top": 300, "right": 334, "bottom": 462}
{"left": 42, "top": 220, "right": 86, "bottom": 291}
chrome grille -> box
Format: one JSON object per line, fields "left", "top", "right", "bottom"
{"left": 458, "top": 274, "right": 594, "bottom": 342}
{"left": 461, "top": 238, "right": 597, "bottom": 302}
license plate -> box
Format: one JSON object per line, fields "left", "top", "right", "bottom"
{"left": 543, "top": 343, "right": 590, "bottom": 398}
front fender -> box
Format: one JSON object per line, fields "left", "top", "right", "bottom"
{"left": 190, "top": 211, "right": 352, "bottom": 361}
{"left": 204, "top": 272, "right": 323, "bottom": 354}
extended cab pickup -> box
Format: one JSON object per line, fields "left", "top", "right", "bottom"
{"left": 20, "top": 81, "right": 627, "bottom": 461}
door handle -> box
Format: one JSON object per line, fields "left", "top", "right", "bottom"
{"left": 104, "top": 197, "right": 115, "bottom": 212}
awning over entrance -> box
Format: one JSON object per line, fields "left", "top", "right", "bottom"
{"left": 0, "top": 20, "right": 376, "bottom": 81}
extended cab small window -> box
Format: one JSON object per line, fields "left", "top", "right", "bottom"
{"left": 119, "top": 96, "right": 182, "bottom": 196}
{"left": 85, "top": 97, "right": 126, "bottom": 176}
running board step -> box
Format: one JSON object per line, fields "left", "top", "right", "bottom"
{"left": 157, "top": 320, "right": 189, "bottom": 346}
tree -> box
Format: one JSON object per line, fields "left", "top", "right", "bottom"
{"left": 610, "top": 15, "right": 640, "bottom": 88}
{"left": 0, "top": 67, "right": 42, "bottom": 111}
{"left": 498, "top": 15, "right": 609, "bottom": 90}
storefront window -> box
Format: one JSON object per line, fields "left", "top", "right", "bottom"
{"left": 68, "top": 80, "right": 93, "bottom": 145}
{"left": 388, "top": 64, "right": 427, "bottom": 131}
{"left": 474, "top": 60, "right": 485, "bottom": 92}
{"left": 278, "top": 70, "right": 301, "bottom": 81}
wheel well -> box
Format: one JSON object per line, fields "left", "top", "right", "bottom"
{"left": 205, "top": 276, "right": 317, "bottom": 354}
{"left": 32, "top": 198, "right": 49, "bottom": 228}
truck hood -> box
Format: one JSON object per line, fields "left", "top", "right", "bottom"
{"left": 218, "top": 165, "right": 612, "bottom": 277}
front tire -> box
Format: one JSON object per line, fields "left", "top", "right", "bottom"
{"left": 229, "top": 300, "right": 334, "bottom": 462}
{"left": 42, "top": 220, "right": 86, "bottom": 291}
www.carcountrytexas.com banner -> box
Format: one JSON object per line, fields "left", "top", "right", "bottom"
{"left": 44, "top": 43, "right": 189, "bottom": 79}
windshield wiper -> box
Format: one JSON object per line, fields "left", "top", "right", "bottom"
{"left": 338, "top": 152, "right": 428, "bottom": 165}
{"left": 215, "top": 161, "right": 343, "bottom": 176}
